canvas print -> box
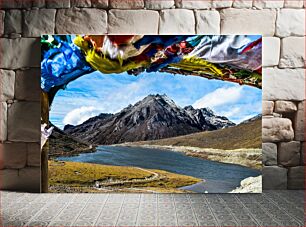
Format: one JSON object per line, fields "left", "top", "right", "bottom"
{"left": 41, "top": 35, "right": 262, "bottom": 193}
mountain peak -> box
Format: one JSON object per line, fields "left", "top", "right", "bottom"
{"left": 65, "top": 94, "right": 235, "bottom": 145}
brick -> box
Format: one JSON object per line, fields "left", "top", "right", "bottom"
{"left": 263, "top": 68, "right": 305, "bottom": 101}
{"left": 279, "top": 37, "right": 305, "bottom": 68}
{"left": 0, "top": 69, "right": 15, "bottom": 102}
{"left": 279, "top": 141, "right": 301, "bottom": 167}
{"left": 0, "top": 102, "right": 7, "bottom": 142}
{"left": 220, "top": 9, "right": 276, "bottom": 36}
{"left": 4, "top": 10, "right": 22, "bottom": 34}
{"left": 284, "top": 0, "right": 304, "bottom": 8}
{"left": 294, "top": 101, "right": 305, "bottom": 141}
{"left": 91, "top": 0, "right": 108, "bottom": 8}
{"left": 8, "top": 102, "right": 40, "bottom": 142}
{"left": 253, "top": 0, "right": 284, "bottom": 8}
{"left": 56, "top": 8, "right": 107, "bottom": 34}
{"left": 262, "top": 118, "right": 294, "bottom": 142}
{"left": 212, "top": 0, "right": 232, "bottom": 8}
{"left": 195, "top": 10, "right": 220, "bottom": 34}
{"left": 109, "top": 0, "right": 144, "bottom": 8}
{"left": 0, "top": 142, "right": 27, "bottom": 169}
{"left": 46, "top": 0, "right": 70, "bottom": 8}
{"left": 27, "top": 143, "right": 41, "bottom": 167}
{"left": 232, "top": 0, "right": 252, "bottom": 8}
{"left": 0, "top": 167, "right": 40, "bottom": 192}
{"left": 276, "top": 9, "right": 305, "bottom": 37}
{"left": 262, "top": 166, "right": 287, "bottom": 189}
{"left": 262, "top": 101, "right": 274, "bottom": 116}
{"left": 0, "top": 38, "right": 40, "bottom": 69}
{"left": 23, "top": 9, "right": 56, "bottom": 37}
{"left": 175, "top": 0, "right": 212, "bottom": 9}
{"left": 71, "top": 0, "right": 91, "bottom": 7}
{"left": 109, "top": 10, "right": 159, "bottom": 34}
{"left": 159, "top": 9, "right": 195, "bottom": 34}
{"left": 145, "top": 0, "right": 175, "bottom": 9}
{"left": 0, "top": 10, "right": 4, "bottom": 35}
{"left": 262, "top": 37, "right": 280, "bottom": 67}
{"left": 15, "top": 69, "right": 41, "bottom": 102}
{"left": 262, "top": 143, "right": 277, "bottom": 166}
{"left": 288, "top": 166, "right": 304, "bottom": 189}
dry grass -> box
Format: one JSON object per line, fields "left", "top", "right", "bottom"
{"left": 131, "top": 119, "right": 262, "bottom": 150}
{"left": 49, "top": 160, "right": 201, "bottom": 193}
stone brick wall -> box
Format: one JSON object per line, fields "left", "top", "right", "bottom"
{"left": 0, "top": 0, "right": 305, "bottom": 192}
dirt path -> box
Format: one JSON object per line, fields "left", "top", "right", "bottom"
{"left": 96, "top": 167, "right": 162, "bottom": 187}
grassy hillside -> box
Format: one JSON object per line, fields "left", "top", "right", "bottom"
{"left": 49, "top": 123, "right": 96, "bottom": 158}
{"left": 132, "top": 118, "right": 262, "bottom": 150}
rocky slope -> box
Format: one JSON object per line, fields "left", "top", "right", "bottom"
{"left": 48, "top": 123, "right": 96, "bottom": 157}
{"left": 64, "top": 94, "right": 235, "bottom": 145}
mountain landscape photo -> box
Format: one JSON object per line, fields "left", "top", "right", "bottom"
{"left": 43, "top": 35, "right": 262, "bottom": 194}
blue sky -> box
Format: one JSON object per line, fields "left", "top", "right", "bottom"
{"left": 50, "top": 71, "right": 262, "bottom": 129}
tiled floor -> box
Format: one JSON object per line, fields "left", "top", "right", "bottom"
{"left": 1, "top": 190, "right": 304, "bottom": 226}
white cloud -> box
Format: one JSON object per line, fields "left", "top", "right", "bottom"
{"left": 63, "top": 106, "right": 100, "bottom": 126}
{"left": 193, "top": 86, "right": 243, "bottom": 109}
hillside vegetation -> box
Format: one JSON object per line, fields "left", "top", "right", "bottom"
{"left": 49, "top": 161, "right": 201, "bottom": 193}
{"left": 132, "top": 118, "right": 262, "bottom": 150}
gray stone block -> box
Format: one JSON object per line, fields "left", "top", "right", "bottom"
{"left": 0, "top": 0, "right": 30, "bottom": 9}
{"left": 175, "top": 0, "right": 212, "bottom": 9}
{"left": 0, "top": 69, "right": 15, "bottom": 102}
{"left": 110, "top": 0, "right": 144, "bottom": 8}
{"left": 274, "top": 100, "right": 297, "bottom": 113}
{"left": 15, "top": 69, "right": 41, "bottom": 102}
{"left": 278, "top": 141, "right": 301, "bottom": 167}
{"left": 159, "top": 9, "right": 195, "bottom": 34}
{"left": 56, "top": 8, "right": 107, "bottom": 34}
{"left": 276, "top": 9, "right": 305, "bottom": 37}
{"left": 0, "top": 38, "right": 40, "bottom": 69}
{"left": 262, "top": 166, "right": 287, "bottom": 189}
{"left": 27, "top": 143, "right": 41, "bottom": 167}
{"left": 0, "top": 10, "right": 4, "bottom": 35}
{"left": 71, "top": 0, "right": 91, "bottom": 7}
{"left": 195, "top": 10, "right": 220, "bottom": 34}
{"left": 279, "top": 37, "right": 305, "bottom": 68}
{"left": 8, "top": 102, "right": 40, "bottom": 142}
{"left": 4, "top": 10, "right": 22, "bottom": 34}
{"left": 301, "top": 142, "right": 305, "bottom": 165}
{"left": 294, "top": 101, "right": 305, "bottom": 141}
{"left": 263, "top": 68, "right": 305, "bottom": 101}
{"left": 23, "top": 9, "right": 56, "bottom": 37}
{"left": 145, "top": 0, "right": 175, "bottom": 9}
{"left": 0, "top": 102, "right": 7, "bottom": 142}
{"left": 0, "top": 167, "right": 40, "bottom": 192}
{"left": 262, "top": 101, "right": 274, "bottom": 115}
{"left": 262, "top": 117, "right": 294, "bottom": 142}
{"left": 108, "top": 10, "right": 159, "bottom": 34}
{"left": 91, "top": 0, "right": 108, "bottom": 8}
{"left": 0, "top": 142, "right": 27, "bottom": 169}
{"left": 262, "top": 143, "right": 277, "bottom": 166}
{"left": 220, "top": 9, "right": 276, "bottom": 36}
{"left": 32, "top": 0, "right": 46, "bottom": 8}
{"left": 46, "top": 0, "right": 70, "bottom": 8}
{"left": 288, "top": 166, "right": 304, "bottom": 189}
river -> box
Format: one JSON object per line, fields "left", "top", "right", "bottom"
{"left": 57, "top": 145, "right": 261, "bottom": 193}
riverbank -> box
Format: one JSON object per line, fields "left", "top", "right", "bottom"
{"left": 230, "top": 175, "right": 262, "bottom": 193}
{"left": 115, "top": 144, "right": 262, "bottom": 170}
{"left": 49, "top": 160, "right": 201, "bottom": 193}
